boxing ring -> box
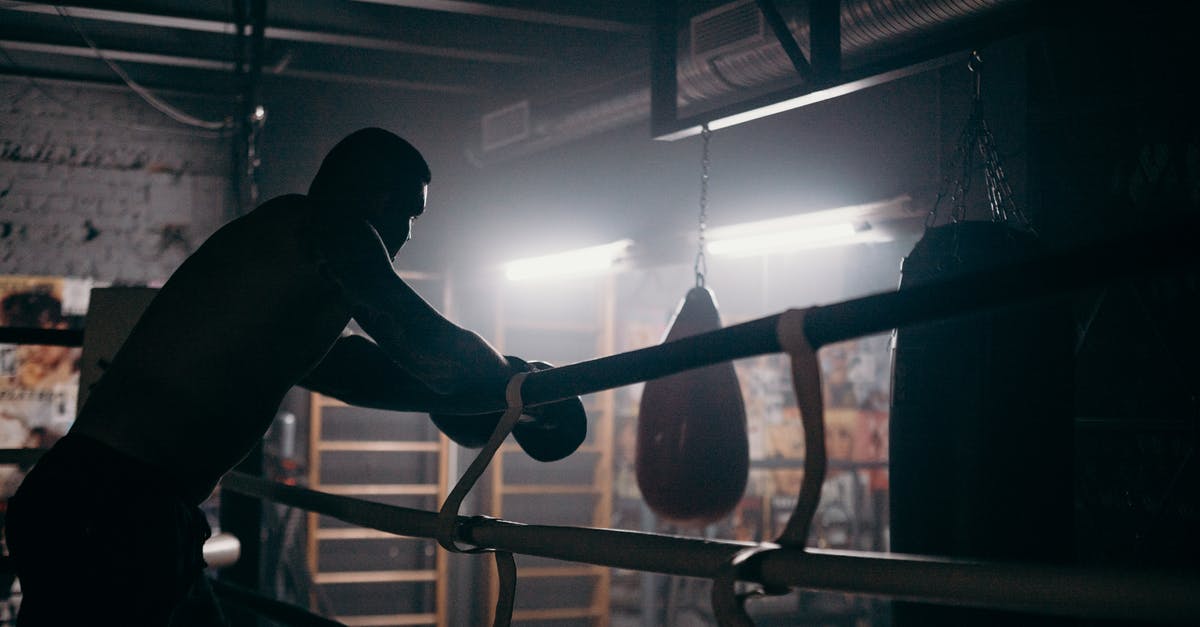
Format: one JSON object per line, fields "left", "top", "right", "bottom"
{"left": 2, "top": 218, "right": 1200, "bottom": 625}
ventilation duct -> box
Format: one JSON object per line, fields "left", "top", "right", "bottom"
{"left": 690, "top": 1, "right": 768, "bottom": 64}
{"left": 471, "top": 0, "right": 1027, "bottom": 164}
{"left": 677, "top": 0, "right": 1022, "bottom": 107}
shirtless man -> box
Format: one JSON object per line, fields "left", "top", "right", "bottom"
{"left": 4, "top": 128, "right": 584, "bottom": 626}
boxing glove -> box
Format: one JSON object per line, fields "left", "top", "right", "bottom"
{"left": 429, "top": 357, "right": 587, "bottom": 462}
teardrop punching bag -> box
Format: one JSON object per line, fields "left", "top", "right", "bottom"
{"left": 637, "top": 286, "right": 748, "bottom": 525}
{"left": 890, "top": 222, "right": 1074, "bottom": 626}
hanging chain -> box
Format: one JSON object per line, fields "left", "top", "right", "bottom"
{"left": 695, "top": 124, "right": 712, "bottom": 287}
{"left": 925, "top": 51, "right": 1035, "bottom": 233}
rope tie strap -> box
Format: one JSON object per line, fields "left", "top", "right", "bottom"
{"left": 436, "top": 371, "right": 529, "bottom": 627}
{"left": 711, "top": 545, "right": 789, "bottom": 627}
{"left": 712, "top": 309, "right": 826, "bottom": 626}
{"left": 773, "top": 308, "right": 826, "bottom": 548}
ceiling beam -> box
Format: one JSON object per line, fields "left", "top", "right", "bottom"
{"left": 350, "top": 0, "right": 644, "bottom": 33}
{"left": 1, "top": 3, "right": 537, "bottom": 64}
{"left": 0, "top": 38, "right": 483, "bottom": 94}
{"left": 0, "top": 38, "right": 234, "bottom": 70}
{"left": 273, "top": 67, "right": 481, "bottom": 94}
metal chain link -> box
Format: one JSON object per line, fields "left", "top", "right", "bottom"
{"left": 695, "top": 124, "right": 712, "bottom": 287}
{"left": 925, "top": 51, "right": 1035, "bottom": 233}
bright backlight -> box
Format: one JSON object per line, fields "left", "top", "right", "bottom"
{"left": 504, "top": 240, "right": 632, "bottom": 281}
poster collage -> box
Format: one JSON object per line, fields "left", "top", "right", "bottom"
{"left": 0, "top": 275, "right": 91, "bottom": 499}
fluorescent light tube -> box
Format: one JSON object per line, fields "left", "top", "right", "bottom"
{"left": 504, "top": 239, "right": 632, "bottom": 281}
{"left": 708, "top": 221, "right": 862, "bottom": 257}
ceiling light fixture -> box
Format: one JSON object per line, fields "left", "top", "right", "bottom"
{"left": 503, "top": 239, "right": 632, "bottom": 281}
{"left": 705, "top": 196, "right": 910, "bottom": 257}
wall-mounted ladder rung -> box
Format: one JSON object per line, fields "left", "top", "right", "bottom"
{"left": 336, "top": 612, "right": 437, "bottom": 626}
{"left": 512, "top": 607, "right": 603, "bottom": 621}
{"left": 499, "top": 443, "right": 602, "bottom": 455}
{"left": 317, "top": 483, "right": 439, "bottom": 496}
{"left": 520, "top": 565, "right": 607, "bottom": 578}
{"left": 314, "top": 569, "right": 437, "bottom": 584}
{"left": 500, "top": 484, "right": 599, "bottom": 495}
{"left": 319, "top": 440, "right": 441, "bottom": 452}
{"left": 316, "top": 528, "right": 423, "bottom": 541}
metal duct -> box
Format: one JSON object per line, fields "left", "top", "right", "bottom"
{"left": 472, "top": 0, "right": 1024, "bottom": 163}
{"left": 677, "top": 0, "right": 1017, "bottom": 106}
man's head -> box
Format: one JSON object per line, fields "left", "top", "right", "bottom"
{"left": 308, "top": 128, "right": 431, "bottom": 255}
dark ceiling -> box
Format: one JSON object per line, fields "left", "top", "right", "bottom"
{"left": 0, "top": 0, "right": 654, "bottom": 114}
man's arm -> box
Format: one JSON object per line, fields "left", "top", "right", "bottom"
{"left": 314, "top": 216, "right": 512, "bottom": 396}
{"left": 300, "top": 334, "right": 448, "bottom": 410}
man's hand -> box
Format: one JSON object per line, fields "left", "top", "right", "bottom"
{"left": 429, "top": 357, "right": 587, "bottom": 462}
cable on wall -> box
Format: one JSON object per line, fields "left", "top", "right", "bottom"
{"left": 53, "top": 5, "right": 233, "bottom": 131}
{"left": 0, "top": 45, "right": 232, "bottom": 139}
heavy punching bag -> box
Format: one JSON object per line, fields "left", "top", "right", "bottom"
{"left": 890, "top": 221, "right": 1074, "bottom": 625}
{"left": 637, "top": 286, "right": 748, "bottom": 525}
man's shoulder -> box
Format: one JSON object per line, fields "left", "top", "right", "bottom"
{"left": 252, "top": 193, "right": 310, "bottom": 216}
{"left": 225, "top": 194, "right": 313, "bottom": 238}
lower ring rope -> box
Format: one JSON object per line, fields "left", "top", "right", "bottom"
{"left": 219, "top": 468, "right": 1200, "bottom": 623}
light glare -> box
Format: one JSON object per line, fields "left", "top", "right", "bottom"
{"left": 504, "top": 240, "right": 632, "bottom": 281}
{"left": 708, "top": 222, "right": 863, "bottom": 257}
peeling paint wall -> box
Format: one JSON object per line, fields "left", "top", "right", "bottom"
{"left": 0, "top": 75, "right": 233, "bottom": 283}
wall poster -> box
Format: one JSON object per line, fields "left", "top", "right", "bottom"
{"left": 0, "top": 275, "right": 90, "bottom": 496}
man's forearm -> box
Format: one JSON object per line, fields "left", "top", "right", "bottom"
{"left": 302, "top": 333, "right": 512, "bottom": 409}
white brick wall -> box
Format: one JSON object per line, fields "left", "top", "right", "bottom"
{"left": 0, "top": 75, "right": 234, "bottom": 283}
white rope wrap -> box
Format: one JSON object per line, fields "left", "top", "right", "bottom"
{"left": 435, "top": 371, "right": 529, "bottom": 627}
{"left": 773, "top": 307, "right": 826, "bottom": 549}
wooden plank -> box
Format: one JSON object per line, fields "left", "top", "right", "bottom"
{"left": 512, "top": 607, "right": 601, "bottom": 621}
{"left": 319, "top": 441, "right": 441, "bottom": 452}
{"left": 315, "top": 528, "right": 425, "bottom": 541}
{"left": 337, "top": 613, "right": 438, "bottom": 626}
{"left": 499, "top": 484, "right": 599, "bottom": 495}
{"left": 593, "top": 275, "right": 617, "bottom": 627}
{"left": 319, "top": 484, "right": 439, "bottom": 496}
{"left": 498, "top": 443, "right": 602, "bottom": 455}
{"left": 520, "top": 565, "right": 606, "bottom": 578}
{"left": 314, "top": 569, "right": 437, "bottom": 584}
{"left": 307, "top": 392, "right": 325, "bottom": 599}
{"left": 314, "top": 395, "right": 349, "bottom": 407}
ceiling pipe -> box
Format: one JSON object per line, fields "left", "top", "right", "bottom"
{"left": 349, "top": 0, "right": 645, "bottom": 33}
{"left": 471, "top": 0, "right": 1026, "bottom": 164}
{"left": 1, "top": 3, "right": 536, "bottom": 64}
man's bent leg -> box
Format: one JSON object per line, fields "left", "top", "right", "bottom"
{"left": 6, "top": 436, "right": 214, "bottom": 626}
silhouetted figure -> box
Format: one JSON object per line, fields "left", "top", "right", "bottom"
{"left": 4, "top": 128, "right": 581, "bottom": 626}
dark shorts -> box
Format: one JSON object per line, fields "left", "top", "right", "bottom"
{"left": 5, "top": 435, "right": 225, "bottom": 626}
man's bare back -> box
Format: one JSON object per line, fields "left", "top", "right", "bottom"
{"left": 71, "top": 195, "right": 352, "bottom": 502}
